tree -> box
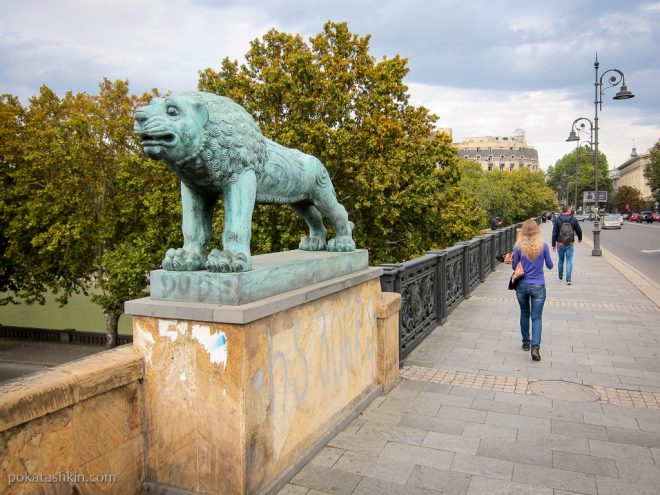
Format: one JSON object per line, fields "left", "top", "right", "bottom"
{"left": 457, "top": 161, "right": 556, "bottom": 226}
{"left": 644, "top": 140, "right": 660, "bottom": 204}
{"left": 611, "top": 185, "right": 644, "bottom": 213}
{"left": 0, "top": 95, "right": 25, "bottom": 295}
{"left": 547, "top": 148, "right": 611, "bottom": 208}
{"left": 0, "top": 81, "right": 181, "bottom": 346}
{"left": 198, "top": 22, "right": 485, "bottom": 263}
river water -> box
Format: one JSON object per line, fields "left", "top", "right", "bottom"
{"left": 0, "top": 292, "right": 133, "bottom": 334}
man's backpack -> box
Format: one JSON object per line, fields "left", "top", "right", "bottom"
{"left": 558, "top": 220, "right": 575, "bottom": 244}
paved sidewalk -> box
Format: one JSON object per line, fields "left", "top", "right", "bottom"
{"left": 280, "top": 221, "right": 660, "bottom": 495}
{"left": 0, "top": 339, "right": 102, "bottom": 382}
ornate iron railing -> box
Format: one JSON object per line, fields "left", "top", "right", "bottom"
{"left": 381, "top": 219, "right": 539, "bottom": 360}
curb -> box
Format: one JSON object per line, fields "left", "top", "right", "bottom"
{"left": 582, "top": 233, "right": 660, "bottom": 309}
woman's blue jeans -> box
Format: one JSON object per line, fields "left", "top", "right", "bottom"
{"left": 515, "top": 283, "right": 546, "bottom": 348}
{"left": 557, "top": 244, "right": 574, "bottom": 281}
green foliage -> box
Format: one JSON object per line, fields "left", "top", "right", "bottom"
{"left": 611, "top": 185, "right": 644, "bottom": 213}
{"left": 457, "top": 161, "right": 556, "bottom": 226}
{"left": 547, "top": 148, "right": 611, "bottom": 207}
{"left": 199, "top": 21, "right": 484, "bottom": 263}
{"left": 0, "top": 95, "right": 25, "bottom": 295}
{"left": 0, "top": 81, "right": 181, "bottom": 342}
{"left": 644, "top": 140, "right": 660, "bottom": 203}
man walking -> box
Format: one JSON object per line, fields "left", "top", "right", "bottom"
{"left": 552, "top": 205, "right": 582, "bottom": 285}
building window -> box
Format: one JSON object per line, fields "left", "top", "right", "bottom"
{"left": 509, "top": 164, "right": 514, "bottom": 171}
{"left": 476, "top": 147, "right": 480, "bottom": 152}
{"left": 488, "top": 164, "right": 493, "bottom": 171}
{"left": 499, "top": 164, "right": 504, "bottom": 171}
{"left": 476, "top": 155, "right": 481, "bottom": 161}
{"left": 488, "top": 155, "right": 492, "bottom": 162}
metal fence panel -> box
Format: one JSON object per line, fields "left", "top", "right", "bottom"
{"left": 380, "top": 216, "right": 542, "bottom": 361}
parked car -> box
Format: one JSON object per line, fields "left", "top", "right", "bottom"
{"left": 602, "top": 214, "right": 623, "bottom": 229}
{"left": 629, "top": 212, "right": 639, "bottom": 222}
{"left": 575, "top": 213, "right": 585, "bottom": 222}
{"left": 622, "top": 213, "right": 629, "bottom": 220}
{"left": 638, "top": 211, "right": 653, "bottom": 223}
{"left": 652, "top": 212, "right": 660, "bottom": 222}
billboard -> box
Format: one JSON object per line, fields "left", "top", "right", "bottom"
{"left": 583, "top": 191, "right": 608, "bottom": 202}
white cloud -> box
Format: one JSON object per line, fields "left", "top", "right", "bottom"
{"left": 0, "top": 0, "right": 657, "bottom": 169}
{"left": 408, "top": 82, "right": 657, "bottom": 170}
{"left": 0, "top": 0, "right": 269, "bottom": 97}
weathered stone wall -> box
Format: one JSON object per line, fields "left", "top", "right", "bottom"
{"left": 133, "top": 275, "right": 395, "bottom": 495}
{"left": 376, "top": 292, "right": 402, "bottom": 393}
{"left": 0, "top": 346, "right": 144, "bottom": 495}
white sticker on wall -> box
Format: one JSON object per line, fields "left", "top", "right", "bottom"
{"left": 158, "top": 320, "right": 186, "bottom": 342}
{"left": 191, "top": 325, "right": 228, "bottom": 368}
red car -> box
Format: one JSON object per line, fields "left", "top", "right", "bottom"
{"left": 629, "top": 212, "right": 639, "bottom": 221}
{"left": 653, "top": 212, "right": 660, "bottom": 222}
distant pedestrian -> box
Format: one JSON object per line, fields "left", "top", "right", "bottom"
{"left": 552, "top": 205, "right": 582, "bottom": 285}
{"left": 490, "top": 213, "right": 503, "bottom": 230}
{"left": 512, "top": 219, "right": 553, "bottom": 361}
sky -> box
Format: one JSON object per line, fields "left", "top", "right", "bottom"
{"left": 1, "top": 0, "right": 658, "bottom": 170}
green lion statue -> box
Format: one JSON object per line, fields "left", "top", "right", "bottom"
{"left": 134, "top": 91, "right": 355, "bottom": 272}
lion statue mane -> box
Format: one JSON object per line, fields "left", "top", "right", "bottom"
{"left": 134, "top": 91, "right": 355, "bottom": 273}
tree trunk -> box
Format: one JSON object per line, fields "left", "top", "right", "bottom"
{"left": 105, "top": 311, "right": 120, "bottom": 349}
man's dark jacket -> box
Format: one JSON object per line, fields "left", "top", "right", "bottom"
{"left": 552, "top": 214, "right": 583, "bottom": 247}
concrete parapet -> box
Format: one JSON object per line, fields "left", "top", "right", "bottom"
{"left": 129, "top": 267, "right": 400, "bottom": 494}
{"left": 0, "top": 346, "right": 145, "bottom": 495}
{"left": 376, "top": 292, "right": 402, "bottom": 392}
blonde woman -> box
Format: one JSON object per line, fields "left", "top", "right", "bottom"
{"left": 512, "top": 219, "right": 553, "bottom": 361}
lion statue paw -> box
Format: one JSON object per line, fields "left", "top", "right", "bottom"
{"left": 328, "top": 236, "right": 356, "bottom": 252}
{"left": 206, "top": 249, "right": 252, "bottom": 273}
{"left": 162, "top": 248, "right": 206, "bottom": 271}
{"left": 299, "top": 236, "right": 327, "bottom": 251}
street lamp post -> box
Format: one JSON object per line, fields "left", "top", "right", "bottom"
{"left": 573, "top": 141, "right": 593, "bottom": 211}
{"left": 561, "top": 170, "right": 569, "bottom": 205}
{"left": 567, "top": 116, "right": 594, "bottom": 211}
{"left": 574, "top": 148, "right": 579, "bottom": 209}
{"left": 566, "top": 54, "right": 634, "bottom": 256}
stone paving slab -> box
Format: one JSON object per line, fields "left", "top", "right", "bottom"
{"left": 279, "top": 221, "right": 660, "bottom": 494}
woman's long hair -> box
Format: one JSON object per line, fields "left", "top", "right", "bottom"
{"left": 516, "top": 219, "right": 543, "bottom": 260}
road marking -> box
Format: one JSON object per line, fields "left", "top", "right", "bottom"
{"left": 641, "top": 249, "right": 660, "bottom": 253}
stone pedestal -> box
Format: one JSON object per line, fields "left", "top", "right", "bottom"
{"left": 126, "top": 253, "right": 399, "bottom": 495}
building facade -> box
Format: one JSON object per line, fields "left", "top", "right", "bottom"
{"left": 454, "top": 129, "right": 539, "bottom": 172}
{"left": 612, "top": 147, "right": 653, "bottom": 200}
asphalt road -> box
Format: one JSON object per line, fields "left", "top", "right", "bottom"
{"left": 582, "top": 219, "right": 660, "bottom": 284}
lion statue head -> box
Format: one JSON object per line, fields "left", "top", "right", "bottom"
{"left": 134, "top": 92, "right": 267, "bottom": 187}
